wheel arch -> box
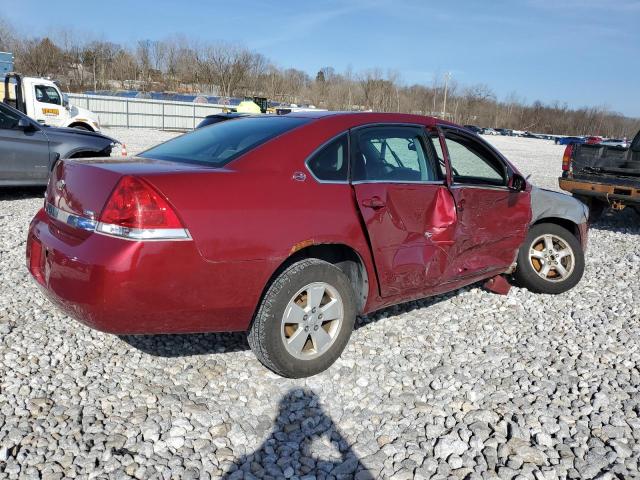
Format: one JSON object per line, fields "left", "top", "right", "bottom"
{"left": 66, "top": 121, "right": 96, "bottom": 131}
{"left": 258, "top": 243, "right": 371, "bottom": 319}
{"left": 531, "top": 216, "right": 581, "bottom": 244}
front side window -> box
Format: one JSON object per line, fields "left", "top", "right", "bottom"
{"left": 141, "top": 116, "right": 309, "bottom": 167}
{"left": 352, "top": 127, "right": 437, "bottom": 182}
{"left": 0, "top": 104, "right": 21, "bottom": 129}
{"left": 35, "top": 85, "right": 62, "bottom": 105}
{"left": 443, "top": 130, "right": 506, "bottom": 185}
{"left": 306, "top": 134, "right": 348, "bottom": 182}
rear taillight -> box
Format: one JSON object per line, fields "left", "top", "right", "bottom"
{"left": 562, "top": 145, "right": 574, "bottom": 172}
{"left": 96, "top": 176, "right": 190, "bottom": 240}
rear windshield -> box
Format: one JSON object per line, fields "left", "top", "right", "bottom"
{"left": 140, "top": 116, "right": 309, "bottom": 167}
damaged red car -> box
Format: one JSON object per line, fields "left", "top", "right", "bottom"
{"left": 27, "top": 112, "right": 589, "bottom": 377}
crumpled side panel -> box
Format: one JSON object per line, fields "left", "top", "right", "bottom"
{"left": 446, "top": 187, "right": 532, "bottom": 280}
{"left": 530, "top": 186, "right": 589, "bottom": 225}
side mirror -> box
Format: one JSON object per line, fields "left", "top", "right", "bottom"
{"left": 508, "top": 173, "right": 527, "bottom": 191}
{"left": 63, "top": 94, "right": 70, "bottom": 109}
{"left": 17, "top": 118, "right": 36, "bottom": 132}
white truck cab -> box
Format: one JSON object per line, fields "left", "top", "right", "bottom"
{"left": 2, "top": 73, "right": 101, "bottom": 132}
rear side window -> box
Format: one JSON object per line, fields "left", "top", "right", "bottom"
{"left": 353, "top": 126, "right": 438, "bottom": 182}
{"left": 306, "top": 134, "right": 348, "bottom": 182}
{"left": 141, "top": 116, "right": 309, "bottom": 167}
{"left": 0, "top": 104, "right": 21, "bottom": 129}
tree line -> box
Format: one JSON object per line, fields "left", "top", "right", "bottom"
{"left": 1, "top": 16, "right": 638, "bottom": 137}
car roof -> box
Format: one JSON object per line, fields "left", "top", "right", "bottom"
{"left": 282, "top": 110, "right": 446, "bottom": 127}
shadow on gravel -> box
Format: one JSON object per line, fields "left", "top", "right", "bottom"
{"left": 121, "top": 289, "right": 467, "bottom": 358}
{"left": 0, "top": 186, "right": 46, "bottom": 201}
{"left": 119, "top": 331, "right": 250, "bottom": 357}
{"left": 356, "top": 287, "right": 464, "bottom": 330}
{"left": 222, "top": 388, "right": 374, "bottom": 479}
{"left": 589, "top": 208, "right": 640, "bottom": 235}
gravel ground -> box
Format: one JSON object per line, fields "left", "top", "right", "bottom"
{"left": 1, "top": 131, "right": 639, "bottom": 480}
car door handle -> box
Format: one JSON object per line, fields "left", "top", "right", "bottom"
{"left": 362, "top": 197, "right": 386, "bottom": 209}
{"left": 457, "top": 199, "right": 466, "bottom": 212}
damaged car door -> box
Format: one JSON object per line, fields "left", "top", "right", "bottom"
{"left": 350, "top": 125, "right": 456, "bottom": 297}
{"left": 441, "top": 126, "right": 531, "bottom": 281}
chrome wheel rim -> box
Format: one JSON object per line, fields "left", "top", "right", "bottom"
{"left": 281, "top": 282, "right": 344, "bottom": 360}
{"left": 528, "top": 234, "right": 575, "bottom": 283}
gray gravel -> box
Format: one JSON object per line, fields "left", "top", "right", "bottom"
{"left": 1, "top": 132, "right": 639, "bottom": 479}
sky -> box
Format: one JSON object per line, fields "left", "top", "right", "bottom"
{"left": 3, "top": 0, "right": 639, "bottom": 117}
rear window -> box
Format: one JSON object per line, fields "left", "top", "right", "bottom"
{"left": 141, "top": 116, "right": 309, "bottom": 167}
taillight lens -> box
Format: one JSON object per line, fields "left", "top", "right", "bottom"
{"left": 97, "top": 176, "right": 189, "bottom": 240}
{"left": 562, "top": 145, "right": 574, "bottom": 172}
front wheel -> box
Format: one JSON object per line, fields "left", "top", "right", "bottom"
{"left": 248, "top": 259, "right": 356, "bottom": 378}
{"left": 513, "top": 223, "right": 584, "bottom": 294}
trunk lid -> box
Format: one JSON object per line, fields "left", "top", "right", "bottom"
{"left": 46, "top": 156, "right": 210, "bottom": 220}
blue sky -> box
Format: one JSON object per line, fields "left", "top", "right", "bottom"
{"left": 4, "top": 0, "right": 640, "bottom": 117}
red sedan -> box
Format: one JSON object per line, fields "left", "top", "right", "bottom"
{"left": 27, "top": 112, "right": 588, "bottom": 377}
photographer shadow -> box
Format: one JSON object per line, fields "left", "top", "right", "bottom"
{"left": 222, "top": 388, "right": 374, "bottom": 479}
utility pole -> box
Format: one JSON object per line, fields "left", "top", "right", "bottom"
{"left": 442, "top": 72, "right": 451, "bottom": 118}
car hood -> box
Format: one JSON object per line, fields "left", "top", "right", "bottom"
{"left": 42, "top": 126, "right": 117, "bottom": 144}
{"left": 530, "top": 186, "right": 589, "bottom": 224}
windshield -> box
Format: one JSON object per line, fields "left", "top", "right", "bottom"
{"left": 141, "top": 116, "right": 309, "bottom": 167}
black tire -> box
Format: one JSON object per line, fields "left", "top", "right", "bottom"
{"left": 513, "top": 223, "right": 584, "bottom": 294}
{"left": 247, "top": 259, "right": 356, "bottom": 378}
{"left": 72, "top": 124, "right": 91, "bottom": 131}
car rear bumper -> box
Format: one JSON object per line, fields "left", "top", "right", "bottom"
{"left": 26, "top": 208, "right": 274, "bottom": 335}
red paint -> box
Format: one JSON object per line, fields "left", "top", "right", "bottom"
{"left": 27, "top": 112, "right": 547, "bottom": 335}
{"left": 483, "top": 275, "right": 512, "bottom": 295}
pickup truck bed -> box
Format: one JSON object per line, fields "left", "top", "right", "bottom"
{"left": 559, "top": 130, "right": 640, "bottom": 215}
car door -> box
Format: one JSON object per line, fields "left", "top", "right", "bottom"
{"left": 32, "top": 84, "right": 64, "bottom": 127}
{"left": 351, "top": 125, "right": 457, "bottom": 298}
{"left": 440, "top": 126, "right": 531, "bottom": 281}
{"left": 0, "top": 104, "right": 50, "bottom": 183}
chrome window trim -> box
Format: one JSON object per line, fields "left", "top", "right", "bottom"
{"left": 351, "top": 180, "right": 445, "bottom": 186}
{"left": 448, "top": 184, "right": 514, "bottom": 192}
{"left": 45, "top": 202, "right": 192, "bottom": 241}
{"left": 304, "top": 132, "right": 350, "bottom": 185}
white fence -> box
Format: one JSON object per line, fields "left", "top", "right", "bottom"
{"left": 67, "top": 94, "right": 227, "bottom": 131}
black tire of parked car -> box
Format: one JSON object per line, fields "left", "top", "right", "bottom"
{"left": 247, "top": 258, "right": 356, "bottom": 378}
{"left": 513, "top": 223, "right": 585, "bottom": 295}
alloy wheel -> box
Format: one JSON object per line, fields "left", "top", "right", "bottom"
{"left": 528, "top": 234, "right": 575, "bottom": 282}
{"left": 281, "top": 282, "right": 344, "bottom": 360}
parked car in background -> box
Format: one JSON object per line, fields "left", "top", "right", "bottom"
{"left": 463, "top": 124, "right": 483, "bottom": 134}
{"left": 0, "top": 102, "right": 117, "bottom": 186}
{"left": 27, "top": 112, "right": 588, "bottom": 377}
{"left": 495, "top": 128, "right": 513, "bottom": 136}
{"left": 559, "top": 128, "right": 640, "bottom": 219}
{"left": 601, "top": 138, "right": 629, "bottom": 148}
{"left": 483, "top": 128, "right": 498, "bottom": 135}
{"left": 195, "top": 112, "right": 251, "bottom": 129}
{"left": 556, "top": 136, "right": 586, "bottom": 145}
{"left": 522, "top": 132, "right": 543, "bottom": 139}
{"left": 585, "top": 136, "right": 603, "bottom": 145}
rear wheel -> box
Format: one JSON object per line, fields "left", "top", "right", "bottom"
{"left": 248, "top": 259, "right": 356, "bottom": 378}
{"left": 72, "top": 124, "right": 91, "bottom": 131}
{"left": 513, "top": 223, "right": 584, "bottom": 294}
